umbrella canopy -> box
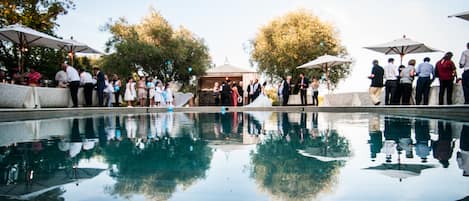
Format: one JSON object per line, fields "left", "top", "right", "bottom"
{"left": 0, "top": 24, "right": 67, "bottom": 49}
{"left": 61, "top": 38, "right": 102, "bottom": 54}
{"left": 296, "top": 54, "right": 352, "bottom": 91}
{"left": 297, "top": 54, "right": 352, "bottom": 69}
{"left": 364, "top": 163, "right": 435, "bottom": 181}
{"left": 0, "top": 24, "right": 69, "bottom": 72}
{"left": 60, "top": 38, "right": 102, "bottom": 66}
{"left": 449, "top": 10, "right": 469, "bottom": 21}
{"left": 364, "top": 36, "right": 440, "bottom": 64}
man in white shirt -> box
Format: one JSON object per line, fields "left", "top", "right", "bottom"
{"left": 62, "top": 63, "right": 81, "bottom": 107}
{"left": 460, "top": 42, "right": 469, "bottom": 104}
{"left": 383, "top": 58, "right": 399, "bottom": 105}
{"left": 54, "top": 70, "right": 67, "bottom": 88}
{"left": 79, "top": 68, "right": 95, "bottom": 107}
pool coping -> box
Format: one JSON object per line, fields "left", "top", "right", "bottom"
{"left": 0, "top": 105, "right": 468, "bottom": 122}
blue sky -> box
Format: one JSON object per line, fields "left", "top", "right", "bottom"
{"left": 56, "top": 0, "right": 469, "bottom": 92}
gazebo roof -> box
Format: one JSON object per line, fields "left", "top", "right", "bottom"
{"left": 206, "top": 64, "right": 257, "bottom": 74}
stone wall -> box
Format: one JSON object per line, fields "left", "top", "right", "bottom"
{"left": 323, "top": 85, "right": 465, "bottom": 106}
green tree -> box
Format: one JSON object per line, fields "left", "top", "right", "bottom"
{"left": 250, "top": 9, "right": 351, "bottom": 90}
{"left": 102, "top": 9, "right": 211, "bottom": 90}
{"left": 0, "top": 0, "right": 75, "bottom": 78}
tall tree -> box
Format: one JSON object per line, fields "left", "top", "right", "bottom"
{"left": 102, "top": 9, "right": 211, "bottom": 89}
{"left": 250, "top": 9, "right": 351, "bottom": 90}
{"left": 0, "top": 0, "right": 75, "bottom": 78}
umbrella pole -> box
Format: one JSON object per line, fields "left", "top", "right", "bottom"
{"left": 325, "top": 64, "right": 330, "bottom": 92}
{"left": 69, "top": 51, "right": 74, "bottom": 67}
{"left": 400, "top": 54, "right": 404, "bottom": 65}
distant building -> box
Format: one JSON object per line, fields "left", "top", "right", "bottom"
{"left": 198, "top": 63, "right": 258, "bottom": 106}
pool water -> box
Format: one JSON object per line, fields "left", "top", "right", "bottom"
{"left": 0, "top": 112, "right": 467, "bottom": 201}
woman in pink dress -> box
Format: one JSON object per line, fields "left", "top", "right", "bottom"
{"left": 231, "top": 83, "right": 239, "bottom": 107}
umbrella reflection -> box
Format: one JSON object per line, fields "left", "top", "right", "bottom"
{"left": 365, "top": 163, "right": 435, "bottom": 182}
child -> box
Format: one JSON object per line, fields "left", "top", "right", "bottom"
{"left": 124, "top": 77, "right": 136, "bottom": 107}
{"left": 154, "top": 81, "right": 163, "bottom": 107}
{"left": 164, "top": 83, "right": 173, "bottom": 106}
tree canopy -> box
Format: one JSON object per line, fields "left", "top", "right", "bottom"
{"left": 250, "top": 9, "right": 351, "bottom": 89}
{"left": 102, "top": 9, "right": 211, "bottom": 88}
{"left": 0, "top": 0, "right": 75, "bottom": 78}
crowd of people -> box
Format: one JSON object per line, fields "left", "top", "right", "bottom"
{"left": 123, "top": 76, "right": 174, "bottom": 108}
{"left": 0, "top": 61, "right": 178, "bottom": 108}
{"left": 368, "top": 42, "right": 469, "bottom": 105}
{"left": 211, "top": 74, "right": 321, "bottom": 107}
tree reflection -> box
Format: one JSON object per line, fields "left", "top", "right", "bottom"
{"left": 102, "top": 136, "right": 212, "bottom": 200}
{"left": 250, "top": 116, "right": 350, "bottom": 201}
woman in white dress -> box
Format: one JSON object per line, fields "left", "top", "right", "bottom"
{"left": 154, "top": 81, "right": 163, "bottom": 107}
{"left": 246, "top": 81, "right": 272, "bottom": 107}
{"left": 124, "top": 77, "right": 136, "bottom": 107}
{"left": 164, "top": 83, "right": 174, "bottom": 106}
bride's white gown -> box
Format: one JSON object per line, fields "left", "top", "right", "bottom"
{"left": 246, "top": 88, "right": 272, "bottom": 107}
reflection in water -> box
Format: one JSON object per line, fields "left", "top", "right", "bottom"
{"left": 366, "top": 116, "right": 467, "bottom": 182}
{"left": 458, "top": 125, "right": 469, "bottom": 177}
{"left": 250, "top": 113, "right": 351, "bottom": 201}
{"left": 0, "top": 112, "right": 467, "bottom": 200}
{"left": 0, "top": 117, "right": 102, "bottom": 200}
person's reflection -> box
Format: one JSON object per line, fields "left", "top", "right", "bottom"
{"left": 383, "top": 117, "right": 398, "bottom": 163}
{"left": 125, "top": 115, "right": 137, "bottom": 139}
{"left": 396, "top": 118, "right": 413, "bottom": 159}
{"left": 115, "top": 115, "right": 122, "bottom": 141}
{"left": 368, "top": 114, "right": 382, "bottom": 161}
{"left": 220, "top": 112, "right": 232, "bottom": 138}
{"left": 457, "top": 125, "right": 469, "bottom": 177}
{"left": 236, "top": 112, "right": 243, "bottom": 134}
{"left": 310, "top": 113, "right": 319, "bottom": 139}
{"left": 71, "top": 118, "right": 82, "bottom": 142}
{"left": 96, "top": 116, "right": 107, "bottom": 147}
{"left": 299, "top": 113, "right": 307, "bottom": 143}
{"left": 281, "top": 113, "right": 291, "bottom": 138}
{"left": 84, "top": 117, "right": 96, "bottom": 140}
{"left": 232, "top": 112, "right": 239, "bottom": 135}
{"left": 414, "top": 119, "right": 431, "bottom": 163}
{"left": 432, "top": 121, "right": 455, "bottom": 168}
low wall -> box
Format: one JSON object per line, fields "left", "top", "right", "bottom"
{"left": 0, "top": 83, "right": 192, "bottom": 108}
{"left": 323, "top": 85, "right": 465, "bottom": 106}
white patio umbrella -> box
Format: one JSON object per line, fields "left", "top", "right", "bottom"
{"left": 449, "top": 10, "right": 469, "bottom": 21}
{"left": 0, "top": 24, "right": 69, "bottom": 72}
{"left": 60, "top": 37, "right": 102, "bottom": 66}
{"left": 364, "top": 35, "right": 440, "bottom": 65}
{"left": 296, "top": 54, "right": 352, "bottom": 91}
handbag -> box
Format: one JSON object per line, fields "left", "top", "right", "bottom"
{"left": 237, "top": 96, "right": 243, "bottom": 103}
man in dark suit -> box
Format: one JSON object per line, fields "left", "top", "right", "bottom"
{"left": 282, "top": 76, "right": 292, "bottom": 106}
{"left": 297, "top": 73, "right": 309, "bottom": 105}
{"left": 221, "top": 80, "right": 232, "bottom": 106}
{"left": 93, "top": 66, "right": 105, "bottom": 107}
{"left": 252, "top": 79, "right": 261, "bottom": 101}
{"left": 246, "top": 80, "right": 253, "bottom": 104}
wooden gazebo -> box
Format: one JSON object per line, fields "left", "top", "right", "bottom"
{"left": 198, "top": 63, "right": 258, "bottom": 106}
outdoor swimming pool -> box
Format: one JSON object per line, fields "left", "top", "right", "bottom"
{"left": 0, "top": 112, "right": 467, "bottom": 201}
